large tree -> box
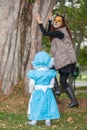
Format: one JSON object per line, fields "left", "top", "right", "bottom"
{"left": 0, "top": 0, "right": 56, "bottom": 95}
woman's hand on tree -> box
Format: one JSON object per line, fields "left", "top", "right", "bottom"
{"left": 48, "top": 11, "right": 52, "bottom": 20}
{"left": 36, "top": 14, "right": 42, "bottom": 24}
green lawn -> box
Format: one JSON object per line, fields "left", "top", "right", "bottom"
{"left": 0, "top": 91, "right": 87, "bottom": 130}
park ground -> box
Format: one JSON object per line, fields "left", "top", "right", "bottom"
{"left": 0, "top": 86, "right": 87, "bottom": 130}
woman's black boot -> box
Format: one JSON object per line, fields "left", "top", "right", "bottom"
{"left": 65, "top": 87, "right": 79, "bottom": 108}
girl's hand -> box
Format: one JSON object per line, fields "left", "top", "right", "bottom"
{"left": 36, "top": 14, "right": 42, "bottom": 24}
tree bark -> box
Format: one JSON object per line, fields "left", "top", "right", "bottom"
{"left": 0, "top": 0, "right": 56, "bottom": 95}
{"left": 0, "top": 0, "right": 23, "bottom": 94}
{"left": 25, "top": 0, "right": 56, "bottom": 92}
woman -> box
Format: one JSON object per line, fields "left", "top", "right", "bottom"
{"left": 36, "top": 13, "right": 79, "bottom": 108}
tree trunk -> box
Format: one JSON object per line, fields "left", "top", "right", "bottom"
{"left": 0, "top": 0, "right": 24, "bottom": 95}
{"left": 25, "top": 0, "right": 56, "bottom": 92}
{"left": 0, "top": 0, "right": 56, "bottom": 95}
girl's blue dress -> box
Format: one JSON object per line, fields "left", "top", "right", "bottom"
{"left": 27, "top": 69, "right": 60, "bottom": 121}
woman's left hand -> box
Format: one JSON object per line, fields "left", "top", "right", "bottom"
{"left": 36, "top": 14, "right": 42, "bottom": 24}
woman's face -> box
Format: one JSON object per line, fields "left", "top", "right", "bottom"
{"left": 53, "top": 16, "right": 63, "bottom": 28}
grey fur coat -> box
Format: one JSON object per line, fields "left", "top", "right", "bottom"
{"left": 51, "top": 27, "right": 76, "bottom": 69}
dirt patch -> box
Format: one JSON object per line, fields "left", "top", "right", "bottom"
{"left": 0, "top": 91, "right": 87, "bottom": 114}
{"left": 0, "top": 92, "right": 29, "bottom": 113}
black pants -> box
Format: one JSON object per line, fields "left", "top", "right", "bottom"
{"left": 59, "top": 73, "right": 70, "bottom": 89}
{"left": 58, "top": 63, "right": 76, "bottom": 89}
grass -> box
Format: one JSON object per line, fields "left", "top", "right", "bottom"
{"left": 0, "top": 89, "right": 87, "bottom": 130}
{"left": 77, "top": 74, "right": 87, "bottom": 81}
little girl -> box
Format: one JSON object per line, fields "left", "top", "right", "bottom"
{"left": 27, "top": 51, "right": 60, "bottom": 126}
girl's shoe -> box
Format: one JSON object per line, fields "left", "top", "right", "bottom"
{"left": 28, "top": 120, "right": 37, "bottom": 126}
{"left": 45, "top": 120, "right": 51, "bottom": 126}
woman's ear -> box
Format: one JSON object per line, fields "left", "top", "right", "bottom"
{"left": 56, "top": 13, "right": 60, "bottom": 16}
{"left": 63, "top": 14, "right": 66, "bottom": 18}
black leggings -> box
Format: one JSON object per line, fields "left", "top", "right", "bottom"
{"left": 52, "top": 64, "right": 76, "bottom": 89}
{"left": 58, "top": 64, "right": 76, "bottom": 89}
{"left": 60, "top": 73, "right": 70, "bottom": 89}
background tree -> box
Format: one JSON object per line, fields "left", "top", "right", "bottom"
{"left": 78, "top": 46, "right": 87, "bottom": 79}
{"left": 54, "top": 0, "right": 87, "bottom": 60}
{"left": 78, "top": 46, "right": 87, "bottom": 66}
{"left": 0, "top": 0, "right": 56, "bottom": 95}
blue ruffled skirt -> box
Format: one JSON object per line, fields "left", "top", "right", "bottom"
{"left": 28, "top": 88, "right": 60, "bottom": 120}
